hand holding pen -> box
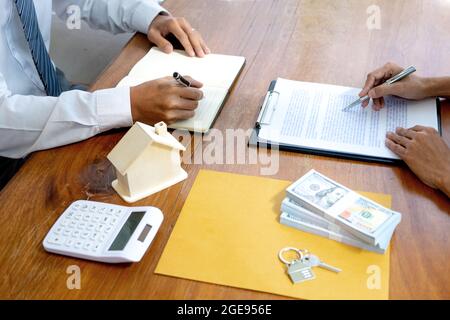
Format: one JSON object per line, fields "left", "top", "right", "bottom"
{"left": 130, "top": 74, "right": 203, "bottom": 125}
{"left": 345, "top": 63, "right": 429, "bottom": 111}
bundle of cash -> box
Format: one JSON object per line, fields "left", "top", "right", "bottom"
{"left": 280, "top": 170, "right": 401, "bottom": 253}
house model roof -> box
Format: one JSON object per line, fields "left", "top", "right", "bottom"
{"left": 107, "top": 122, "right": 186, "bottom": 176}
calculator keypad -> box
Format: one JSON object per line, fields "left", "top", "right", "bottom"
{"left": 46, "top": 202, "right": 125, "bottom": 254}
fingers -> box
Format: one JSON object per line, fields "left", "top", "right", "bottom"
{"left": 148, "top": 30, "right": 173, "bottom": 54}
{"left": 385, "top": 126, "right": 423, "bottom": 158}
{"left": 201, "top": 40, "right": 211, "bottom": 55}
{"left": 386, "top": 131, "right": 411, "bottom": 148}
{"left": 385, "top": 137, "right": 407, "bottom": 158}
{"left": 176, "top": 87, "right": 204, "bottom": 101}
{"left": 372, "top": 96, "right": 385, "bottom": 111}
{"left": 360, "top": 69, "right": 387, "bottom": 109}
{"left": 178, "top": 21, "right": 209, "bottom": 57}
{"left": 369, "top": 84, "right": 387, "bottom": 100}
{"left": 359, "top": 62, "right": 404, "bottom": 109}
{"left": 386, "top": 126, "right": 439, "bottom": 160}
{"left": 410, "top": 125, "right": 427, "bottom": 132}
{"left": 165, "top": 80, "right": 203, "bottom": 109}
{"left": 360, "top": 65, "right": 392, "bottom": 97}
{"left": 149, "top": 15, "right": 210, "bottom": 58}
{"left": 360, "top": 73, "right": 379, "bottom": 98}
{"left": 410, "top": 125, "right": 436, "bottom": 133}
{"left": 172, "top": 98, "right": 199, "bottom": 111}
{"left": 361, "top": 98, "right": 370, "bottom": 108}
{"left": 165, "top": 74, "right": 202, "bottom": 89}
{"left": 162, "top": 97, "right": 198, "bottom": 125}
{"left": 369, "top": 81, "right": 404, "bottom": 111}
{"left": 370, "top": 82, "right": 403, "bottom": 99}
{"left": 181, "top": 76, "right": 203, "bottom": 88}
{"left": 396, "top": 127, "right": 416, "bottom": 139}
{"left": 168, "top": 20, "right": 196, "bottom": 57}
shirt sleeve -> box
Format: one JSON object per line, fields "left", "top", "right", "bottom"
{"left": 53, "top": 0, "right": 168, "bottom": 35}
{"left": 0, "top": 72, "right": 133, "bottom": 159}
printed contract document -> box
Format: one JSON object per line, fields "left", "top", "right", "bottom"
{"left": 257, "top": 78, "right": 440, "bottom": 161}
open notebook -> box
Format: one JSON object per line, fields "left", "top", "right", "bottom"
{"left": 251, "top": 78, "right": 441, "bottom": 163}
{"left": 118, "top": 48, "right": 245, "bottom": 132}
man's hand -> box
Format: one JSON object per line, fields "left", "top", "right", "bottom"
{"left": 147, "top": 14, "right": 210, "bottom": 57}
{"left": 130, "top": 76, "right": 203, "bottom": 125}
{"left": 359, "top": 62, "right": 428, "bottom": 111}
{"left": 386, "top": 126, "right": 450, "bottom": 196}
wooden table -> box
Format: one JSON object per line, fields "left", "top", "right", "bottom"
{"left": 0, "top": 0, "right": 449, "bottom": 299}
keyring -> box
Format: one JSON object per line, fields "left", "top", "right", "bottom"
{"left": 278, "top": 247, "right": 306, "bottom": 265}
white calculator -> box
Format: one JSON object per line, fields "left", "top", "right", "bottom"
{"left": 43, "top": 200, "right": 163, "bottom": 263}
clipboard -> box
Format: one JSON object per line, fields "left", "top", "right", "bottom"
{"left": 249, "top": 80, "right": 443, "bottom": 165}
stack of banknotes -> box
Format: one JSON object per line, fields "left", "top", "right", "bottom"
{"left": 280, "top": 170, "right": 402, "bottom": 254}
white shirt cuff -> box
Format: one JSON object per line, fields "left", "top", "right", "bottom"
{"left": 131, "top": 2, "right": 169, "bottom": 34}
{"left": 96, "top": 86, "right": 133, "bottom": 131}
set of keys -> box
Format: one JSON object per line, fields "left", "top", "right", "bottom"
{"left": 278, "top": 247, "right": 342, "bottom": 284}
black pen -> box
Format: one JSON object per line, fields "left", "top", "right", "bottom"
{"left": 173, "top": 72, "right": 191, "bottom": 87}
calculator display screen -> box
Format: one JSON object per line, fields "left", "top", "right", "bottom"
{"left": 109, "top": 211, "right": 146, "bottom": 251}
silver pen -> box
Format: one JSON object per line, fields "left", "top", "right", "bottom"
{"left": 343, "top": 65, "right": 417, "bottom": 111}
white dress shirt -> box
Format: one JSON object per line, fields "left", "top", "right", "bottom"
{"left": 0, "top": 0, "right": 166, "bottom": 159}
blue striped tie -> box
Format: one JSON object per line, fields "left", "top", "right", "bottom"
{"left": 14, "top": 0, "right": 62, "bottom": 97}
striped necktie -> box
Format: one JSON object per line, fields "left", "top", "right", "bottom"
{"left": 14, "top": 0, "right": 62, "bottom": 97}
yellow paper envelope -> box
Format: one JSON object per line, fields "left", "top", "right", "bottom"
{"left": 155, "top": 170, "right": 390, "bottom": 299}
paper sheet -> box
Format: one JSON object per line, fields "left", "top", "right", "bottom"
{"left": 259, "top": 78, "right": 439, "bottom": 160}
{"left": 155, "top": 170, "right": 391, "bottom": 300}
{"left": 118, "top": 47, "right": 246, "bottom": 89}
{"left": 168, "top": 87, "right": 227, "bottom": 131}
{"left": 117, "top": 48, "right": 245, "bottom": 132}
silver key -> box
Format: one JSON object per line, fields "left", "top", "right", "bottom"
{"left": 287, "top": 259, "right": 316, "bottom": 284}
{"left": 303, "top": 254, "right": 341, "bottom": 273}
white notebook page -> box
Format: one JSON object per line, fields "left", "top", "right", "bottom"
{"left": 169, "top": 87, "right": 227, "bottom": 131}
{"left": 258, "top": 78, "right": 439, "bottom": 160}
{"left": 119, "top": 48, "right": 245, "bottom": 89}
{"left": 117, "top": 48, "right": 245, "bottom": 132}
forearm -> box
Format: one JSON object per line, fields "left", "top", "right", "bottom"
{"left": 422, "top": 77, "right": 450, "bottom": 98}
{"left": 0, "top": 88, "right": 132, "bottom": 158}
{"left": 53, "top": 0, "right": 167, "bottom": 34}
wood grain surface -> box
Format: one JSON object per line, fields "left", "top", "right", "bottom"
{"left": 0, "top": 0, "right": 449, "bottom": 299}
